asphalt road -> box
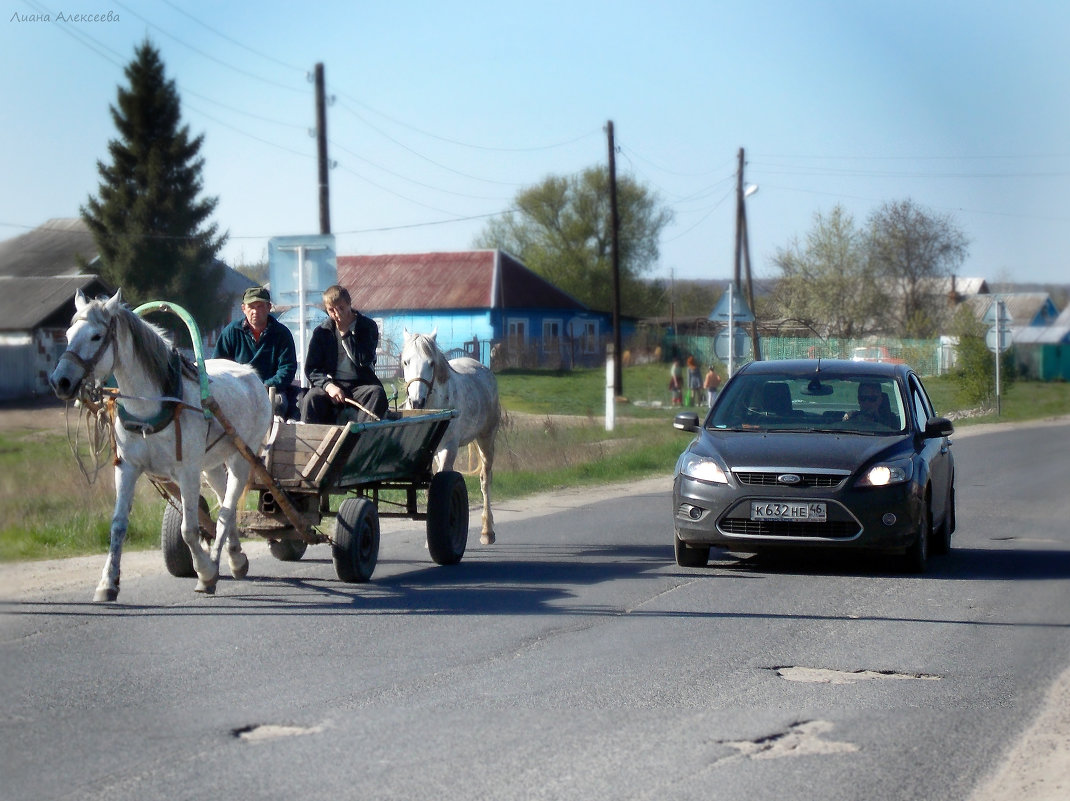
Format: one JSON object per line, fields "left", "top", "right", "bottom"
{"left": 2, "top": 419, "right": 1069, "bottom": 801}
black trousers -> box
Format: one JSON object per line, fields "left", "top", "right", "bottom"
{"left": 300, "top": 379, "right": 388, "bottom": 424}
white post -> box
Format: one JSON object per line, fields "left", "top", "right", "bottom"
{"left": 995, "top": 300, "right": 1003, "bottom": 416}
{"left": 297, "top": 246, "right": 308, "bottom": 388}
{"left": 605, "top": 343, "right": 615, "bottom": 432}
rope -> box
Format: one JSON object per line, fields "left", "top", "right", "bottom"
{"left": 63, "top": 388, "right": 114, "bottom": 486}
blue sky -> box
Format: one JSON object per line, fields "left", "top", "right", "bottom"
{"left": 3, "top": 0, "right": 1068, "bottom": 287}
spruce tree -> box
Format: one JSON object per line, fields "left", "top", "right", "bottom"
{"left": 82, "top": 39, "right": 228, "bottom": 335}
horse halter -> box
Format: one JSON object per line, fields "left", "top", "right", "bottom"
{"left": 404, "top": 374, "right": 434, "bottom": 408}
{"left": 58, "top": 314, "right": 118, "bottom": 388}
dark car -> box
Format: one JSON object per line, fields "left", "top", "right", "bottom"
{"left": 671, "top": 359, "right": 955, "bottom": 572}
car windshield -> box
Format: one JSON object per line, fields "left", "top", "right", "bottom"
{"left": 708, "top": 372, "right": 907, "bottom": 434}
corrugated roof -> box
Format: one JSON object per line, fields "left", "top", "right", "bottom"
{"left": 0, "top": 218, "right": 97, "bottom": 277}
{"left": 0, "top": 275, "right": 112, "bottom": 330}
{"left": 336, "top": 250, "right": 588, "bottom": 312}
{"left": 1013, "top": 325, "right": 1070, "bottom": 344}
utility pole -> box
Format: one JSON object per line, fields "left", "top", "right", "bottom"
{"left": 735, "top": 147, "right": 762, "bottom": 360}
{"left": 314, "top": 62, "right": 331, "bottom": 234}
{"left": 606, "top": 120, "right": 623, "bottom": 398}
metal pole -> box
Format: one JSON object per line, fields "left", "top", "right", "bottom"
{"left": 728, "top": 283, "right": 735, "bottom": 378}
{"left": 297, "top": 246, "right": 308, "bottom": 388}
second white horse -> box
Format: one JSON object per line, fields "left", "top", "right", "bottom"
{"left": 401, "top": 329, "right": 500, "bottom": 544}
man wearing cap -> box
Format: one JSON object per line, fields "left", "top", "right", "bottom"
{"left": 300, "top": 284, "right": 388, "bottom": 424}
{"left": 213, "top": 286, "right": 298, "bottom": 417}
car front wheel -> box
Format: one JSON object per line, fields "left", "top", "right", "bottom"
{"left": 905, "top": 497, "right": 930, "bottom": 573}
{"left": 675, "top": 532, "right": 709, "bottom": 568}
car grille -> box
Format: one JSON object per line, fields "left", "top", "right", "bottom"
{"left": 734, "top": 471, "right": 847, "bottom": 488}
{"left": 719, "top": 519, "right": 860, "bottom": 539}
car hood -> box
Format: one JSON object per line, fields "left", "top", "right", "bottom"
{"left": 695, "top": 429, "right": 912, "bottom": 470}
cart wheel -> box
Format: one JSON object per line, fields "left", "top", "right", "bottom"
{"left": 333, "top": 498, "right": 379, "bottom": 583}
{"left": 426, "top": 471, "right": 469, "bottom": 566}
{"left": 161, "top": 496, "right": 212, "bottom": 578}
{"left": 269, "top": 538, "right": 308, "bottom": 562}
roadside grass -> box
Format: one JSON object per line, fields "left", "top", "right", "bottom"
{"left": 921, "top": 375, "right": 1070, "bottom": 424}
{"left": 3, "top": 366, "right": 1067, "bottom": 563}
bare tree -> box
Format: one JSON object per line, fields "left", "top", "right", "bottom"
{"left": 868, "top": 199, "right": 969, "bottom": 338}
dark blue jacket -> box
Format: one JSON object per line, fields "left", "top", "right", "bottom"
{"left": 212, "top": 315, "right": 297, "bottom": 390}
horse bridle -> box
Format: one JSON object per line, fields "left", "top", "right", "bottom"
{"left": 57, "top": 314, "right": 118, "bottom": 388}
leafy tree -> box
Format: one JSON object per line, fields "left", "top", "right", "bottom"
{"left": 81, "top": 40, "right": 228, "bottom": 334}
{"left": 868, "top": 199, "right": 968, "bottom": 338}
{"left": 474, "top": 167, "right": 673, "bottom": 316}
{"left": 949, "top": 304, "right": 1015, "bottom": 408}
{"left": 771, "top": 205, "right": 888, "bottom": 339}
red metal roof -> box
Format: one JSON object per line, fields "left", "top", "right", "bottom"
{"left": 336, "top": 250, "right": 587, "bottom": 312}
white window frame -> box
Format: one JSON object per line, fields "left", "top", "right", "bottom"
{"left": 542, "top": 318, "right": 562, "bottom": 353}
{"left": 507, "top": 317, "right": 528, "bottom": 346}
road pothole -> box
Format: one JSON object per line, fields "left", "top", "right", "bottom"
{"left": 231, "top": 723, "right": 324, "bottom": 742}
{"left": 718, "top": 720, "right": 857, "bottom": 760}
{"left": 773, "top": 666, "right": 941, "bottom": 684}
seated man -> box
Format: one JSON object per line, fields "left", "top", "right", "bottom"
{"left": 212, "top": 286, "right": 298, "bottom": 418}
{"left": 843, "top": 381, "right": 899, "bottom": 428}
{"left": 300, "top": 284, "right": 388, "bottom": 424}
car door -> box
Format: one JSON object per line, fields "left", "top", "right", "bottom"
{"left": 910, "top": 374, "right": 952, "bottom": 522}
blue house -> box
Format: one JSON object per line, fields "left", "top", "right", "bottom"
{"left": 337, "top": 250, "right": 614, "bottom": 373}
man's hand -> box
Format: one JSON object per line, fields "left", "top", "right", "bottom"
{"left": 326, "top": 383, "right": 346, "bottom": 404}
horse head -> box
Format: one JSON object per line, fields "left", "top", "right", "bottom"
{"left": 401, "top": 327, "right": 449, "bottom": 410}
{"left": 50, "top": 289, "right": 125, "bottom": 401}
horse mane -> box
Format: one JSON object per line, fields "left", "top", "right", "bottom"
{"left": 86, "top": 298, "right": 175, "bottom": 389}
{"left": 415, "top": 334, "right": 451, "bottom": 384}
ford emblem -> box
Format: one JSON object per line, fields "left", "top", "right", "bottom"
{"left": 778, "top": 474, "right": 802, "bottom": 485}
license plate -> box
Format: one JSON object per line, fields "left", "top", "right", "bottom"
{"left": 750, "top": 501, "right": 827, "bottom": 522}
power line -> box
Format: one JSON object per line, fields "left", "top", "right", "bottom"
{"left": 113, "top": 0, "right": 307, "bottom": 94}
{"left": 155, "top": 0, "right": 307, "bottom": 73}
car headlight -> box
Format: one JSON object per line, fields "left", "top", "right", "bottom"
{"left": 857, "top": 459, "right": 913, "bottom": 487}
{"left": 677, "top": 452, "right": 729, "bottom": 484}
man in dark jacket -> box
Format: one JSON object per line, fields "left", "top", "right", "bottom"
{"left": 213, "top": 286, "right": 298, "bottom": 417}
{"left": 300, "top": 284, "right": 388, "bottom": 424}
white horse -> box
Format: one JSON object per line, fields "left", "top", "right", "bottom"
{"left": 49, "top": 289, "right": 272, "bottom": 602}
{"left": 401, "top": 329, "right": 500, "bottom": 545}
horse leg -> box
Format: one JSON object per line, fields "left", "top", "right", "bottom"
{"left": 204, "top": 463, "right": 249, "bottom": 580}
{"left": 95, "top": 462, "right": 139, "bottom": 602}
{"left": 177, "top": 470, "right": 218, "bottom": 594}
{"left": 435, "top": 443, "right": 458, "bottom": 473}
{"left": 475, "top": 435, "right": 496, "bottom": 545}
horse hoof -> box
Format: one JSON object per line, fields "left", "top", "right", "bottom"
{"left": 481, "top": 532, "right": 496, "bottom": 545}
{"left": 195, "top": 577, "right": 218, "bottom": 594}
{"left": 231, "top": 554, "right": 250, "bottom": 580}
{"left": 94, "top": 588, "right": 118, "bottom": 602}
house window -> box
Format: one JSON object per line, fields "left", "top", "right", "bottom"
{"left": 542, "top": 319, "right": 561, "bottom": 353}
{"left": 507, "top": 318, "right": 527, "bottom": 347}
{"left": 581, "top": 321, "right": 598, "bottom": 353}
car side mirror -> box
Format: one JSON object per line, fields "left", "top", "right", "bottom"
{"left": 673, "top": 412, "right": 701, "bottom": 432}
{"left": 924, "top": 417, "right": 954, "bottom": 438}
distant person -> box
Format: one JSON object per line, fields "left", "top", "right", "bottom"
{"left": 686, "top": 356, "right": 702, "bottom": 406}
{"left": 212, "top": 286, "right": 297, "bottom": 418}
{"left": 300, "top": 285, "right": 388, "bottom": 424}
{"left": 669, "top": 358, "right": 683, "bottom": 406}
{"left": 703, "top": 364, "right": 722, "bottom": 407}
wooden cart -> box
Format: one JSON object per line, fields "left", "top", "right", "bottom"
{"left": 160, "top": 409, "right": 469, "bottom": 583}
